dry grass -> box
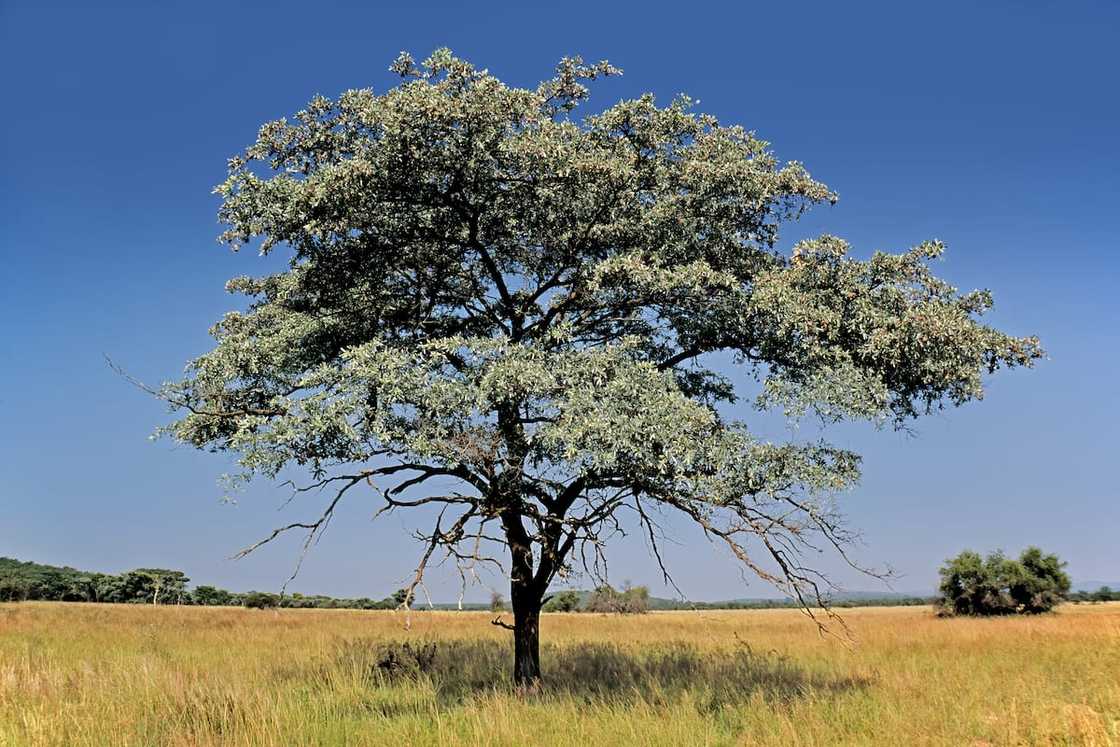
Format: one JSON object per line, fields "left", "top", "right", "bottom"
{"left": 1, "top": 601, "right": 1117, "bottom": 746}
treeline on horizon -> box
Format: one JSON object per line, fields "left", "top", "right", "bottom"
{"left": 3, "top": 557, "right": 1117, "bottom": 610}
{"left": 0, "top": 557, "right": 406, "bottom": 610}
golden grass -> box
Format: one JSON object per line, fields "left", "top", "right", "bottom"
{"left": 1, "top": 601, "right": 1117, "bottom": 746}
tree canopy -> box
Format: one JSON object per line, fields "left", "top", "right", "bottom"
{"left": 158, "top": 49, "right": 1041, "bottom": 684}
{"left": 938, "top": 547, "right": 1071, "bottom": 615}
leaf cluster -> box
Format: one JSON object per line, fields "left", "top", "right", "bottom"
{"left": 937, "top": 547, "right": 1071, "bottom": 616}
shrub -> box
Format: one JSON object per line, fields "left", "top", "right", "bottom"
{"left": 192, "top": 585, "right": 234, "bottom": 606}
{"left": 938, "top": 547, "right": 1070, "bottom": 616}
{"left": 243, "top": 591, "right": 279, "bottom": 610}
{"left": 543, "top": 590, "right": 582, "bottom": 612}
{"left": 585, "top": 583, "right": 649, "bottom": 614}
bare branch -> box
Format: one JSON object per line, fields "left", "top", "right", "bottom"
{"left": 491, "top": 615, "right": 515, "bottom": 631}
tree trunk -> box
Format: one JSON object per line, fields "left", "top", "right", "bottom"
{"left": 510, "top": 579, "right": 543, "bottom": 689}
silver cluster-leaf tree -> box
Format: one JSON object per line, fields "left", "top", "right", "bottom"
{"left": 159, "top": 50, "right": 1040, "bottom": 686}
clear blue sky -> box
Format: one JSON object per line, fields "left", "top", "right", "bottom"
{"left": 1, "top": 0, "right": 1116, "bottom": 601}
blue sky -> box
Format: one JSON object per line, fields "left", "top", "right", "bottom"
{"left": 1, "top": 0, "right": 1117, "bottom": 600}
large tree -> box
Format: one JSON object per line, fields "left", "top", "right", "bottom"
{"left": 159, "top": 50, "right": 1040, "bottom": 686}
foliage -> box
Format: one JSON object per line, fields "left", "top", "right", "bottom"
{"left": 1068, "top": 586, "right": 1120, "bottom": 603}
{"left": 543, "top": 590, "right": 582, "bottom": 612}
{"left": 0, "top": 558, "right": 187, "bottom": 605}
{"left": 128, "top": 569, "right": 190, "bottom": 605}
{"left": 937, "top": 547, "right": 1071, "bottom": 615}
{"left": 585, "top": 584, "right": 650, "bottom": 614}
{"left": 489, "top": 591, "right": 506, "bottom": 613}
{"left": 156, "top": 49, "right": 1039, "bottom": 681}
{"left": 243, "top": 591, "right": 280, "bottom": 610}
{"left": 0, "top": 557, "right": 90, "bottom": 602}
{"left": 0, "top": 557, "right": 407, "bottom": 610}
{"left": 192, "top": 585, "right": 235, "bottom": 606}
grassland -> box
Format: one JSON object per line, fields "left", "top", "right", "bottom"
{"left": 1, "top": 601, "right": 1117, "bottom": 746}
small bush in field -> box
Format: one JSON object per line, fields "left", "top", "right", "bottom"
{"left": 243, "top": 591, "right": 279, "bottom": 610}
{"left": 938, "top": 547, "right": 1070, "bottom": 616}
{"left": 585, "top": 583, "right": 649, "bottom": 614}
{"left": 543, "top": 590, "right": 582, "bottom": 612}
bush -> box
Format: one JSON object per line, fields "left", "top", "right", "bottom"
{"left": 585, "top": 583, "right": 649, "bottom": 614}
{"left": 243, "top": 591, "right": 279, "bottom": 610}
{"left": 543, "top": 590, "right": 582, "bottom": 612}
{"left": 192, "top": 585, "right": 234, "bottom": 606}
{"left": 938, "top": 547, "right": 1070, "bottom": 616}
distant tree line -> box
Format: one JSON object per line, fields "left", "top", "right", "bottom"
{"left": 1, "top": 557, "right": 659, "bottom": 612}
{"left": 0, "top": 558, "right": 408, "bottom": 610}
{"left": 649, "top": 595, "right": 939, "bottom": 611}
{"left": 543, "top": 586, "right": 937, "bottom": 612}
{"left": 1067, "top": 586, "right": 1120, "bottom": 603}
{"left": 0, "top": 558, "right": 191, "bottom": 605}
{"left": 10, "top": 555, "right": 1106, "bottom": 614}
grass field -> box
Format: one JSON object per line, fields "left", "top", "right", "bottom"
{"left": 1, "top": 601, "right": 1117, "bottom": 746}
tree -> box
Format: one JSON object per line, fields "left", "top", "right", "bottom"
{"left": 0, "top": 577, "right": 31, "bottom": 602}
{"left": 62, "top": 574, "right": 98, "bottom": 602}
{"left": 490, "top": 591, "right": 506, "bottom": 613}
{"left": 156, "top": 49, "right": 1040, "bottom": 687}
{"left": 1092, "top": 586, "right": 1115, "bottom": 603}
{"left": 1012, "top": 546, "right": 1071, "bottom": 613}
{"left": 389, "top": 588, "right": 412, "bottom": 609}
{"left": 193, "top": 585, "right": 234, "bottom": 606}
{"left": 585, "top": 583, "right": 649, "bottom": 614}
{"left": 129, "top": 569, "right": 190, "bottom": 605}
{"left": 94, "top": 573, "right": 129, "bottom": 604}
{"left": 542, "top": 590, "right": 581, "bottom": 612}
{"left": 243, "top": 591, "right": 279, "bottom": 609}
{"left": 938, "top": 547, "right": 1070, "bottom": 615}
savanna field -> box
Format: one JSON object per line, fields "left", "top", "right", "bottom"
{"left": 1, "top": 602, "right": 1117, "bottom": 746}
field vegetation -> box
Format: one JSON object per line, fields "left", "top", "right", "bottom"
{"left": 1, "top": 601, "right": 1117, "bottom": 745}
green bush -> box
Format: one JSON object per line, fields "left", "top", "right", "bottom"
{"left": 938, "top": 547, "right": 1070, "bottom": 616}
{"left": 192, "top": 585, "right": 233, "bottom": 606}
{"left": 543, "top": 590, "right": 582, "bottom": 612}
{"left": 243, "top": 591, "right": 279, "bottom": 610}
{"left": 585, "top": 584, "right": 649, "bottom": 614}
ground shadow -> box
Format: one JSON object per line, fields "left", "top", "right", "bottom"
{"left": 326, "top": 637, "right": 871, "bottom": 711}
